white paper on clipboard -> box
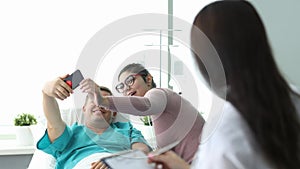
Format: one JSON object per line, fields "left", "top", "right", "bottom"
{"left": 101, "top": 149, "right": 154, "bottom": 169}
{"left": 101, "top": 141, "right": 180, "bottom": 169}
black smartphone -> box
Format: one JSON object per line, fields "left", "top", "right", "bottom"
{"left": 63, "top": 69, "right": 84, "bottom": 89}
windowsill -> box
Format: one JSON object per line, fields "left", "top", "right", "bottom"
{"left": 0, "top": 139, "right": 35, "bottom": 155}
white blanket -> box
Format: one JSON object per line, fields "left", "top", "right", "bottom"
{"left": 73, "top": 152, "right": 112, "bottom": 169}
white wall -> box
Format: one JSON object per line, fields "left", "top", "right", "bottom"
{"left": 0, "top": 0, "right": 214, "bottom": 125}
{"left": 250, "top": 0, "right": 300, "bottom": 88}
{"left": 175, "top": 0, "right": 300, "bottom": 89}
{"left": 0, "top": 0, "right": 299, "bottom": 126}
{"left": 0, "top": 0, "right": 168, "bottom": 125}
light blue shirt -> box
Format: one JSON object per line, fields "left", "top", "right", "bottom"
{"left": 37, "top": 122, "right": 150, "bottom": 169}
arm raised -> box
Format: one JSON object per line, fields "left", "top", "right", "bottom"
{"left": 42, "top": 75, "right": 72, "bottom": 142}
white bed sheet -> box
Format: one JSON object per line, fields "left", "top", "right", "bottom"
{"left": 28, "top": 150, "right": 112, "bottom": 169}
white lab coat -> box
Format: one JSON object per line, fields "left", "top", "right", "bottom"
{"left": 191, "top": 93, "right": 300, "bottom": 169}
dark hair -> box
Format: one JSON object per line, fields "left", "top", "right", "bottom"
{"left": 118, "top": 63, "right": 157, "bottom": 88}
{"left": 99, "top": 86, "right": 113, "bottom": 95}
{"left": 192, "top": 1, "right": 300, "bottom": 168}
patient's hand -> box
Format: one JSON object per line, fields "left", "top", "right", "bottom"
{"left": 43, "top": 75, "right": 73, "bottom": 100}
{"left": 132, "top": 142, "right": 151, "bottom": 154}
{"left": 90, "top": 161, "right": 108, "bottom": 169}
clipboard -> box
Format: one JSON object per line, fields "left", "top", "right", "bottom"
{"left": 100, "top": 141, "right": 180, "bottom": 169}
{"left": 101, "top": 149, "right": 154, "bottom": 169}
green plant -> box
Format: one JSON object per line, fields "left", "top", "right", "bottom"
{"left": 14, "top": 113, "right": 37, "bottom": 126}
{"left": 140, "top": 116, "right": 152, "bottom": 126}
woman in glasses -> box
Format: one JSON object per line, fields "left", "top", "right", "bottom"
{"left": 85, "top": 62, "right": 205, "bottom": 164}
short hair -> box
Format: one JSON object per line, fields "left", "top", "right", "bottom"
{"left": 99, "top": 86, "right": 112, "bottom": 95}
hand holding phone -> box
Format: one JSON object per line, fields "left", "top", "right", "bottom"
{"left": 63, "top": 69, "right": 84, "bottom": 89}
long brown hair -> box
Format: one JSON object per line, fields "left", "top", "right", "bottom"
{"left": 191, "top": 1, "right": 300, "bottom": 168}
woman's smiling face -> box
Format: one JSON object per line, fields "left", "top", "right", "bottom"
{"left": 118, "top": 71, "right": 151, "bottom": 97}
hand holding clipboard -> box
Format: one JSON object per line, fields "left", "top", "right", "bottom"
{"left": 148, "top": 140, "right": 180, "bottom": 157}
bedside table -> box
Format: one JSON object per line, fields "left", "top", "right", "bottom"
{"left": 0, "top": 139, "right": 35, "bottom": 169}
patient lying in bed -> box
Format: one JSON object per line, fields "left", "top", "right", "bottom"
{"left": 38, "top": 77, "right": 151, "bottom": 169}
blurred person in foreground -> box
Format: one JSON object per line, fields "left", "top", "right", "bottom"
{"left": 148, "top": 1, "right": 300, "bottom": 169}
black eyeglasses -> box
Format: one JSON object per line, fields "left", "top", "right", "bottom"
{"left": 115, "top": 74, "right": 143, "bottom": 93}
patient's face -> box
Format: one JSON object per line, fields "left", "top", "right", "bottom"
{"left": 84, "top": 90, "right": 113, "bottom": 124}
